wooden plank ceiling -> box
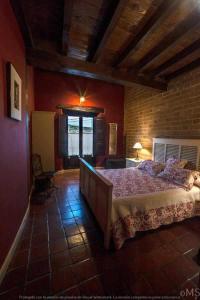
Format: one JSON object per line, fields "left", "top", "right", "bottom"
{"left": 11, "top": 0, "right": 200, "bottom": 90}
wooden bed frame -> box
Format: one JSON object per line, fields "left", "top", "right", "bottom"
{"left": 79, "top": 159, "right": 113, "bottom": 249}
{"left": 80, "top": 138, "right": 200, "bottom": 249}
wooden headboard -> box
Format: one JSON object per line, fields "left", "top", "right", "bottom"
{"left": 153, "top": 138, "right": 200, "bottom": 170}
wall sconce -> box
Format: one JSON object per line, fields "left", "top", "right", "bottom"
{"left": 80, "top": 96, "right": 85, "bottom": 104}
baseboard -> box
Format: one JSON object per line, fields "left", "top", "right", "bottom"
{"left": 0, "top": 186, "right": 33, "bottom": 285}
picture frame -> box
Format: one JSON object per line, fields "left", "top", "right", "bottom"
{"left": 7, "top": 62, "right": 22, "bottom": 121}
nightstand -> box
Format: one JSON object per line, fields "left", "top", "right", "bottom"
{"left": 126, "top": 158, "right": 143, "bottom": 168}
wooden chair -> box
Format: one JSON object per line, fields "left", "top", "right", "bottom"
{"left": 32, "top": 154, "right": 56, "bottom": 196}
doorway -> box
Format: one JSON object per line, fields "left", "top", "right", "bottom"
{"left": 64, "top": 115, "right": 94, "bottom": 168}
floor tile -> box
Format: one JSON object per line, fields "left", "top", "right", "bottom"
{"left": 57, "top": 285, "right": 80, "bottom": 296}
{"left": 0, "top": 267, "right": 26, "bottom": 293}
{"left": 157, "top": 227, "right": 177, "bottom": 244}
{"left": 31, "top": 233, "right": 48, "bottom": 247}
{"left": 67, "top": 234, "right": 84, "bottom": 248}
{"left": 17, "top": 237, "right": 31, "bottom": 251}
{"left": 191, "top": 273, "right": 200, "bottom": 287}
{"left": 70, "top": 244, "right": 90, "bottom": 263}
{"left": 134, "top": 232, "right": 162, "bottom": 253}
{"left": 184, "top": 248, "right": 199, "bottom": 265}
{"left": 70, "top": 204, "right": 84, "bottom": 211}
{"left": 171, "top": 232, "right": 200, "bottom": 254}
{"left": 61, "top": 207, "right": 72, "bottom": 214}
{"left": 128, "top": 276, "right": 154, "bottom": 296}
{"left": 51, "top": 250, "right": 72, "bottom": 271}
{"left": 93, "top": 254, "right": 117, "bottom": 273}
{"left": 146, "top": 269, "right": 175, "bottom": 295}
{"left": 163, "top": 256, "right": 199, "bottom": 286}
{"left": 64, "top": 224, "right": 80, "bottom": 236}
{"left": 72, "top": 210, "right": 87, "bottom": 218}
{"left": 87, "top": 243, "right": 108, "bottom": 258}
{"left": 24, "top": 275, "right": 51, "bottom": 296}
{"left": 32, "top": 225, "right": 48, "bottom": 237}
{"left": 71, "top": 259, "right": 98, "bottom": 283}
{"left": 49, "top": 238, "right": 68, "bottom": 254}
{"left": 121, "top": 251, "right": 156, "bottom": 274}
{"left": 49, "top": 229, "right": 65, "bottom": 241}
{"left": 0, "top": 286, "right": 24, "bottom": 300}
{"left": 170, "top": 224, "right": 190, "bottom": 237}
{"left": 79, "top": 276, "right": 105, "bottom": 296}
{"left": 82, "top": 230, "right": 103, "bottom": 245}
{"left": 30, "top": 245, "right": 49, "bottom": 263}
{"left": 62, "top": 218, "right": 76, "bottom": 227}
{"left": 27, "top": 258, "right": 50, "bottom": 281}
{"left": 100, "top": 270, "right": 130, "bottom": 296}
{"left": 51, "top": 267, "right": 76, "bottom": 294}
{"left": 8, "top": 250, "right": 29, "bottom": 270}
{"left": 150, "top": 244, "right": 180, "bottom": 270}
{"left": 61, "top": 212, "right": 74, "bottom": 219}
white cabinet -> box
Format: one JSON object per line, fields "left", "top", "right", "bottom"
{"left": 32, "top": 111, "right": 56, "bottom": 172}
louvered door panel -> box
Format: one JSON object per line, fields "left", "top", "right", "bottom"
{"left": 166, "top": 144, "right": 179, "bottom": 161}
{"left": 94, "top": 117, "right": 106, "bottom": 156}
{"left": 153, "top": 138, "right": 200, "bottom": 170}
{"left": 58, "top": 114, "right": 68, "bottom": 157}
{"left": 154, "top": 143, "right": 165, "bottom": 163}
{"left": 180, "top": 146, "right": 198, "bottom": 169}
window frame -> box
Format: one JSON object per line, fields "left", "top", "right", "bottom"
{"left": 67, "top": 114, "right": 95, "bottom": 158}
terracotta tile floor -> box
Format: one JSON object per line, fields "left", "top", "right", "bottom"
{"left": 0, "top": 170, "right": 200, "bottom": 298}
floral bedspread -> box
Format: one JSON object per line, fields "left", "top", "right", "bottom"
{"left": 97, "top": 168, "right": 200, "bottom": 249}
{"left": 98, "top": 168, "right": 180, "bottom": 198}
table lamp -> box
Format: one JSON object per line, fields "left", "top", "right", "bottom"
{"left": 133, "top": 142, "right": 143, "bottom": 160}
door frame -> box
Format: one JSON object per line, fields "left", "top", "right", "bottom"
{"left": 64, "top": 114, "right": 95, "bottom": 169}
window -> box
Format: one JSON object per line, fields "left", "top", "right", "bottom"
{"left": 67, "top": 116, "right": 93, "bottom": 157}
{"left": 68, "top": 116, "right": 80, "bottom": 156}
{"left": 82, "top": 117, "right": 93, "bottom": 156}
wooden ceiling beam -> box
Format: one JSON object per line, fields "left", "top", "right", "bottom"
{"left": 164, "top": 58, "right": 200, "bottom": 81}
{"left": 26, "top": 48, "right": 167, "bottom": 90}
{"left": 150, "top": 38, "right": 200, "bottom": 77}
{"left": 87, "top": 0, "right": 127, "bottom": 63}
{"left": 129, "top": 10, "right": 200, "bottom": 73}
{"left": 10, "top": 0, "right": 34, "bottom": 48}
{"left": 112, "top": 0, "right": 179, "bottom": 67}
{"left": 62, "top": 0, "right": 73, "bottom": 55}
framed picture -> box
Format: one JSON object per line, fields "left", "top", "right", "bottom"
{"left": 7, "top": 63, "right": 22, "bottom": 121}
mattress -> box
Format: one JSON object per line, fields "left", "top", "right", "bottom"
{"left": 97, "top": 167, "right": 200, "bottom": 249}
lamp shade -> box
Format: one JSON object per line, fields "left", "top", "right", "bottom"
{"left": 133, "top": 142, "right": 143, "bottom": 149}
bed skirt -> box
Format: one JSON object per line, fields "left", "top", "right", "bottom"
{"left": 112, "top": 200, "right": 199, "bottom": 249}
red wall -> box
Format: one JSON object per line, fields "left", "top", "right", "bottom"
{"left": 34, "top": 69, "right": 124, "bottom": 169}
{"left": 0, "top": 1, "right": 34, "bottom": 269}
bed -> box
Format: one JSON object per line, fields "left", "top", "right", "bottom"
{"left": 80, "top": 138, "right": 200, "bottom": 249}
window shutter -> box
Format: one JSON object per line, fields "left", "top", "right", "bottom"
{"left": 58, "top": 115, "right": 68, "bottom": 157}
{"left": 94, "top": 117, "right": 106, "bottom": 156}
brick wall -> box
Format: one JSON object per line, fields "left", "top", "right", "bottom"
{"left": 124, "top": 67, "right": 200, "bottom": 159}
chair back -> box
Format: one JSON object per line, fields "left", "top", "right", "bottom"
{"left": 32, "top": 154, "right": 43, "bottom": 177}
